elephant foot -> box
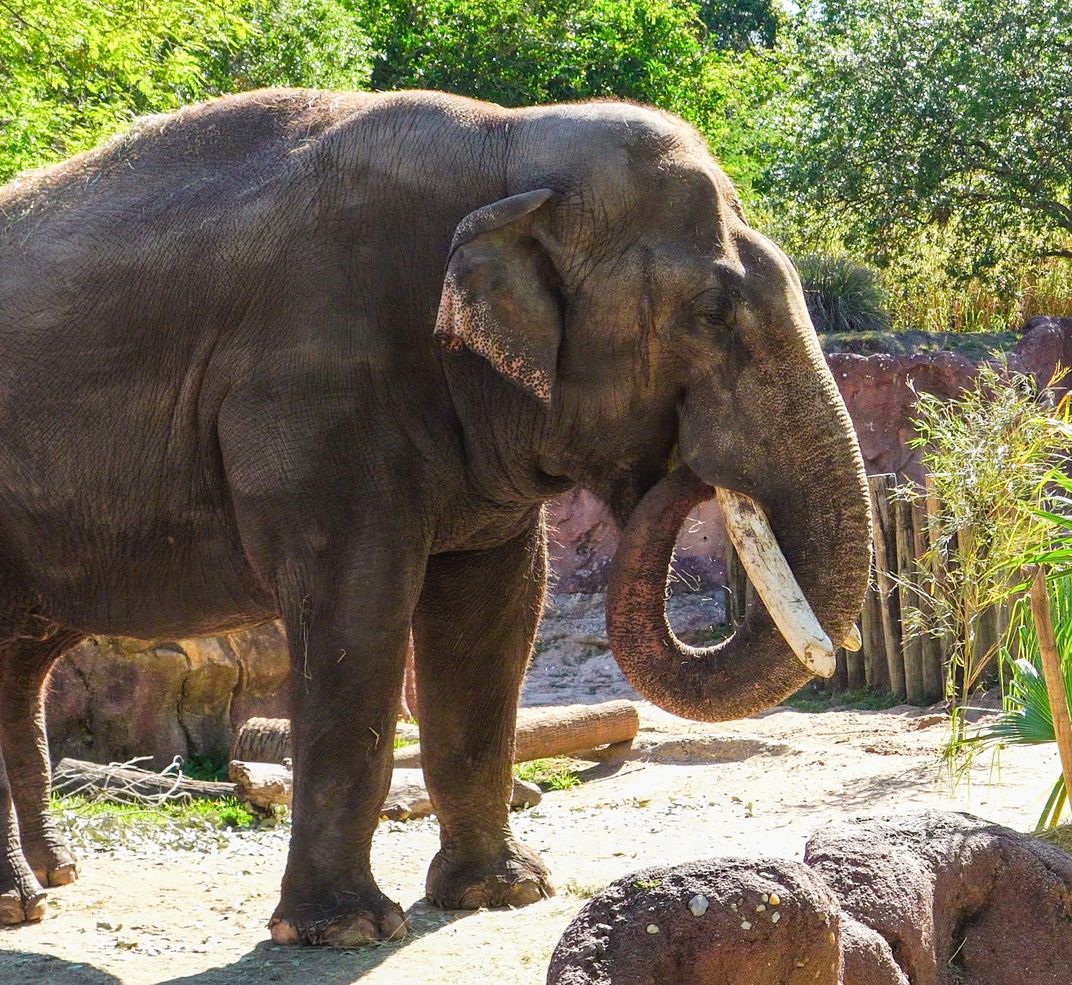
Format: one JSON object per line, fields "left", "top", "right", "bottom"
{"left": 426, "top": 836, "right": 554, "bottom": 909}
{"left": 268, "top": 885, "right": 407, "bottom": 947}
{"left": 24, "top": 838, "right": 79, "bottom": 887}
{"left": 0, "top": 867, "right": 47, "bottom": 925}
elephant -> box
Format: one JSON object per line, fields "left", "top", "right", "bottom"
{"left": 0, "top": 89, "right": 871, "bottom": 946}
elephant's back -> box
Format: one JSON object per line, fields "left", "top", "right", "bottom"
{"left": 0, "top": 89, "right": 367, "bottom": 229}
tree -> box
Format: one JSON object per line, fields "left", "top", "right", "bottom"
{"left": 0, "top": 0, "right": 370, "bottom": 183}
{"left": 695, "top": 0, "right": 780, "bottom": 51}
{"left": 766, "top": 0, "right": 1072, "bottom": 278}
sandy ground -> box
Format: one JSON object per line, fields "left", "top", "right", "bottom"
{"left": 0, "top": 597, "right": 1061, "bottom": 984}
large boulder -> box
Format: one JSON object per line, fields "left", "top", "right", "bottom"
{"left": 805, "top": 810, "right": 1072, "bottom": 985}
{"left": 546, "top": 857, "right": 848, "bottom": 985}
{"left": 548, "top": 811, "right": 1072, "bottom": 985}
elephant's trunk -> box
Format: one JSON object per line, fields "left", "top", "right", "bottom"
{"left": 606, "top": 435, "right": 871, "bottom": 723}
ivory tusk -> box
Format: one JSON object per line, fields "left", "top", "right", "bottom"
{"left": 716, "top": 487, "right": 837, "bottom": 679}
{"left": 842, "top": 624, "right": 863, "bottom": 652}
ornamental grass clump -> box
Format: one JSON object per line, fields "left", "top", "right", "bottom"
{"left": 793, "top": 252, "right": 891, "bottom": 334}
{"left": 901, "top": 362, "right": 1072, "bottom": 771}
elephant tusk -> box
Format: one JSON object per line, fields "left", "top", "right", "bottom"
{"left": 716, "top": 487, "right": 837, "bottom": 679}
{"left": 842, "top": 624, "right": 863, "bottom": 652}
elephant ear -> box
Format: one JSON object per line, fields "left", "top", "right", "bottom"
{"left": 435, "top": 189, "right": 561, "bottom": 407}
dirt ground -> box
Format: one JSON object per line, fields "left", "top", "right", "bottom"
{"left": 0, "top": 598, "right": 1061, "bottom": 984}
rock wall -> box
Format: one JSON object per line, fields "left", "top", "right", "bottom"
{"left": 47, "top": 624, "right": 289, "bottom": 765}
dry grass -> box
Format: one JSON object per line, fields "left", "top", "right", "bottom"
{"left": 887, "top": 255, "right": 1072, "bottom": 334}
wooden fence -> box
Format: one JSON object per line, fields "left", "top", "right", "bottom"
{"left": 724, "top": 473, "right": 1011, "bottom": 705}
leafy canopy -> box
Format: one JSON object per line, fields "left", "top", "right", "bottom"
{"left": 767, "top": 0, "right": 1072, "bottom": 278}
{"left": 0, "top": 0, "right": 370, "bottom": 183}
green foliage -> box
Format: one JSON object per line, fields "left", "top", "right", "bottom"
{"left": 961, "top": 575, "right": 1072, "bottom": 828}
{"left": 208, "top": 0, "right": 371, "bottom": 92}
{"left": 52, "top": 792, "right": 258, "bottom": 829}
{"left": 793, "top": 253, "right": 890, "bottom": 333}
{"left": 0, "top": 0, "right": 248, "bottom": 180}
{"left": 0, "top": 0, "right": 370, "bottom": 183}
{"left": 767, "top": 0, "right": 1072, "bottom": 282}
{"left": 905, "top": 364, "right": 1072, "bottom": 764}
{"left": 695, "top": 0, "right": 780, "bottom": 51}
{"left": 514, "top": 757, "right": 581, "bottom": 790}
{"left": 180, "top": 753, "right": 229, "bottom": 783}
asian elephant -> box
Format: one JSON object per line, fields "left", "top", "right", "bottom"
{"left": 0, "top": 89, "right": 871, "bottom": 945}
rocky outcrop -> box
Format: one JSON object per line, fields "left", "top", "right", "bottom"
{"left": 46, "top": 623, "right": 289, "bottom": 766}
{"left": 805, "top": 810, "right": 1072, "bottom": 985}
{"left": 547, "top": 811, "right": 1072, "bottom": 985}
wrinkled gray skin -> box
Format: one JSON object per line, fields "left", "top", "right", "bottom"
{"left": 0, "top": 90, "right": 870, "bottom": 945}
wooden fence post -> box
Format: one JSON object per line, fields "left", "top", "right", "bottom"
{"left": 869, "top": 474, "right": 906, "bottom": 701}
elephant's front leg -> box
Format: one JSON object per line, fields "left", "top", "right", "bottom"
{"left": 413, "top": 518, "right": 553, "bottom": 909}
{"left": 268, "top": 545, "right": 423, "bottom": 947}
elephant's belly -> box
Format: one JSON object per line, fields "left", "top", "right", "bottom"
{"left": 10, "top": 505, "right": 277, "bottom": 640}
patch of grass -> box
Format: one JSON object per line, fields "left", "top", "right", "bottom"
{"left": 1036, "top": 824, "right": 1072, "bottom": 857}
{"left": 514, "top": 758, "right": 581, "bottom": 791}
{"left": 394, "top": 733, "right": 418, "bottom": 749}
{"left": 52, "top": 793, "right": 258, "bottom": 830}
{"left": 564, "top": 878, "right": 605, "bottom": 898}
{"left": 783, "top": 687, "right": 902, "bottom": 714}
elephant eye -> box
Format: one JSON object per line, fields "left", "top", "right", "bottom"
{"left": 690, "top": 287, "right": 733, "bottom": 332}
{"left": 694, "top": 298, "right": 734, "bottom": 334}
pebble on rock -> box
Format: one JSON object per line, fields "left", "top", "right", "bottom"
{"left": 646, "top": 924, "right": 660, "bottom": 935}
{"left": 688, "top": 895, "right": 709, "bottom": 917}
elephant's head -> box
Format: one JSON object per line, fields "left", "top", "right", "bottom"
{"left": 434, "top": 103, "right": 871, "bottom": 722}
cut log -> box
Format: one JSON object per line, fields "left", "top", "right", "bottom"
{"left": 232, "top": 700, "right": 641, "bottom": 768}
{"left": 383, "top": 770, "right": 542, "bottom": 820}
{"left": 230, "top": 717, "right": 292, "bottom": 764}
{"left": 228, "top": 760, "right": 292, "bottom": 809}
{"left": 226, "top": 760, "right": 541, "bottom": 818}
{"left": 52, "top": 758, "right": 237, "bottom": 803}
{"left": 394, "top": 701, "right": 640, "bottom": 768}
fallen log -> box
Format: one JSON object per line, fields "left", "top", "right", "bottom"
{"left": 232, "top": 701, "right": 640, "bottom": 768}
{"left": 394, "top": 701, "right": 641, "bottom": 768}
{"left": 227, "top": 760, "right": 541, "bottom": 818}
{"left": 232, "top": 703, "right": 634, "bottom": 771}
{"left": 52, "top": 758, "right": 237, "bottom": 803}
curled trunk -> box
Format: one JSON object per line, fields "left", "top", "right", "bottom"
{"left": 606, "top": 464, "right": 870, "bottom": 722}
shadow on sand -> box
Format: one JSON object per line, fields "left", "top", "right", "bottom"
{"left": 0, "top": 899, "right": 474, "bottom": 985}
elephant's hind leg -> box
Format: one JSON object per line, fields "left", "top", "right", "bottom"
{"left": 0, "top": 754, "right": 46, "bottom": 924}
{"left": 0, "top": 627, "right": 84, "bottom": 889}
{"left": 413, "top": 517, "right": 554, "bottom": 910}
